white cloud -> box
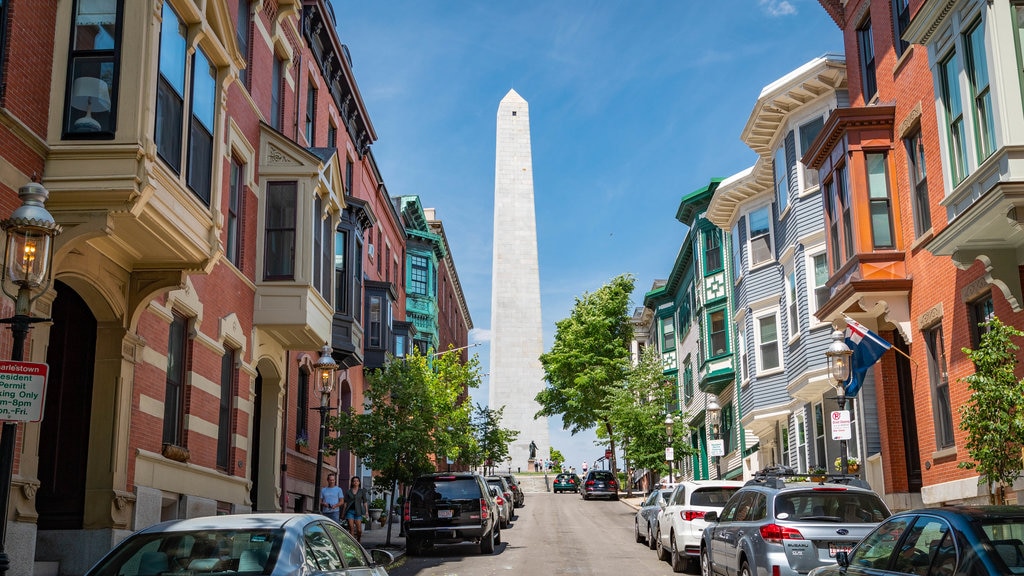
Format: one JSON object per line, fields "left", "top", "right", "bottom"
{"left": 759, "top": 0, "right": 797, "bottom": 17}
{"left": 469, "top": 328, "right": 492, "bottom": 343}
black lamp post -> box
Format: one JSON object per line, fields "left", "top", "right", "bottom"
{"left": 311, "top": 342, "right": 337, "bottom": 514}
{"left": 707, "top": 397, "right": 721, "bottom": 480}
{"left": 664, "top": 414, "right": 674, "bottom": 484}
{"left": 826, "top": 329, "right": 853, "bottom": 475}
{"left": 0, "top": 181, "right": 61, "bottom": 575}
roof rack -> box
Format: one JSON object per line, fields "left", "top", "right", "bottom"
{"left": 746, "top": 465, "right": 872, "bottom": 490}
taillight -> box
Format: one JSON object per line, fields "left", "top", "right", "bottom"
{"left": 403, "top": 500, "right": 411, "bottom": 522}
{"left": 609, "top": 480, "right": 618, "bottom": 488}
{"left": 504, "top": 491, "right": 512, "bottom": 500}
{"left": 480, "top": 498, "right": 489, "bottom": 519}
{"left": 759, "top": 523, "right": 805, "bottom": 544}
{"left": 586, "top": 480, "right": 595, "bottom": 486}
{"left": 496, "top": 496, "right": 505, "bottom": 506}
{"left": 683, "top": 510, "right": 706, "bottom": 521}
{"left": 811, "top": 486, "right": 848, "bottom": 492}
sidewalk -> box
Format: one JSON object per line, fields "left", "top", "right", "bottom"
{"left": 358, "top": 516, "right": 406, "bottom": 566}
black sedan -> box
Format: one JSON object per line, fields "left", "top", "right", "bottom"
{"left": 808, "top": 505, "right": 1024, "bottom": 576}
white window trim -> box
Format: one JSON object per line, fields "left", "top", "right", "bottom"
{"left": 753, "top": 307, "right": 784, "bottom": 376}
{"left": 794, "top": 110, "right": 828, "bottom": 195}
{"left": 804, "top": 245, "right": 831, "bottom": 329}
{"left": 738, "top": 328, "right": 749, "bottom": 387}
{"left": 731, "top": 224, "right": 743, "bottom": 286}
{"left": 745, "top": 204, "right": 776, "bottom": 271}
{"left": 784, "top": 263, "right": 800, "bottom": 344}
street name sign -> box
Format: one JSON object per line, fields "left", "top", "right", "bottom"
{"left": 831, "top": 410, "right": 851, "bottom": 440}
{"left": 0, "top": 361, "right": 47, "bottom": 422}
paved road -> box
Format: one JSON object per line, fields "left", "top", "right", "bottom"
{"left": 388, "top": 492, "right": 682, "bottom": 576}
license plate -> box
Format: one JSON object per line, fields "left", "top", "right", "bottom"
{"left": 828, "top": 542, "right": 852, "bottom": 557}
{"left": 437, "top": 509, "right": 453, "bottom": 519}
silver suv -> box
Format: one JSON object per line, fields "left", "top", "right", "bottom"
{"left": 700, "top": 469, "right": 890, "bottom": 576}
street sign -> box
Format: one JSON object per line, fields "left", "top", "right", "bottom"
{"left": 709, "top": 439, "right": 725, "bottom": 457}
{"left": 605, "top": 448, "right": 612, "bottom": 459}
{"left": 0, "top": 361, "right": 47, "bottom": 422}
{"left": 665, "top": 447, "right": 674, "bottom": 461}
{"left": 831, "top": 410, "right": 851, "bottom": 440}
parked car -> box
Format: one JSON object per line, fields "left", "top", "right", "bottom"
{"left": 404, "top": 472, "right": 501, "bottom": 555}
{"left": 701, "top": 469, "right": 891, "bottom": 576}
{"left": 81, "top": 513, "right": 394, "bottom": 576}
{"left": 655, "top": 480, "right": 744, "bottom": 572}
{"left": 554, "top": 473, "right": 582, "bottom": 493}
{"left": 808, "top": 505, "right": 1024, "bottom": 576}
{"left": 500, "top": 473, "right": 525, "bottom": 508}
{"left": 634, "top": 488, "right": 673, "bottom": 549}
{"left": 485, "top": 475, "right": 514, "bottom": 528}
{"left": 581, "top": 470, "right": 619, "bottom": 500}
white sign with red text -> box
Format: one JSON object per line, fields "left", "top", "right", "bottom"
{"left": 0, "top": 361, "right": 47, "bottom": 422}
{"left": 831, "top": 410, "right": 851, "bottom": 440}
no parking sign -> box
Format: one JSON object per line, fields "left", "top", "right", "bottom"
{"left": 831, "top": 410, "right": 851, "bottom": 440}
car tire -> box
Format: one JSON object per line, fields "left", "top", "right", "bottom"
{"left": 700, "top": 549, "right": 711, "bottom": 576}
{"left": 406, "top": 535, "right": 424, "bottom": 556}
{"left": 611, "top": 494, "right": 619, "bottom": 501}
{"left": 648, "top": 525, "right": 657, "bottom": 550}
{"left": 635, "top": 520, "right": 645, "bottom": 544}
{"left": 740, "top": 561, "right": 752, "bottom": 576}
{"left": 670, "top": 534, "right": 686, "bottom": 573}
{"left": 657, "top": 528, "right": 671, "bottom": 561}
{"left": 481, "top": 527, "right": 496, "bottom": 554}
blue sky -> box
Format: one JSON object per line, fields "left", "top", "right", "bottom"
{"left": 336, "top": 1, "right": 842, "bottom": 472}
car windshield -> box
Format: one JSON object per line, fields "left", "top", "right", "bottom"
{"left": 89, "top": 528, "right": 283, "bottom": 576}
{"left": 692, "top": 487, "right": 739, "bottom": 506}
{"left": 774, "top": 491, "right": 889, "bottom": 523}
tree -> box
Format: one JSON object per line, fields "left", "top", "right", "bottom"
{"left": 536, "top": 274, "right": 635, "bottom": 479}
{"left": 958, "top": 317, "right": 1024, "bottom": 504}
{"left": 467, "top": 403, "right": 519, "bottom": 474}
{"left": 549, "top": 447, "right": 565, "bottom": 470}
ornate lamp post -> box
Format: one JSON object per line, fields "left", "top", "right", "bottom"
{"left": 664, "top": 414, "right": 674, "bottom": 484}
{"left": 826, "top": 329, "right": 853, "bottom": 475}
{"left": 0, "top": 181, "right": 62, "bottom": 575}
{"left": 707, "top": 397, "right": 721, "bottom": 479}
{"left": 312, "top": 342, "right": 338, "bottom": 514}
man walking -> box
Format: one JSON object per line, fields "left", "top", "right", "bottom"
{"left": 320, "top": 473, "right": 344, "bottom": 522}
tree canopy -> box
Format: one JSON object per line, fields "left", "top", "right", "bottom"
{"left": 467, "top": 403, "right": 519, "bottom": 475}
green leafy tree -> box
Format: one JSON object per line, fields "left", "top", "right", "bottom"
{"left": 467, "top": 403, "right": 519, "bottom": 474}
{"left": 536, "top": 274, "right": 635, "bottom": 478}
{"left": 958, "top": 317, "right": 1024, "bottom": 504}
{"left": 549, "top": 447, "right": 565, "bottom": 470}
{"left": 609, "top": 345, "right": 692, "bottom": 482}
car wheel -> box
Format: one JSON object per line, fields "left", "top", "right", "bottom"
{"left": 648, "top": 525, "right": 657, "bottom": 550}
{"left": 700, "top": 549, "right": 711, "bottom": 576}
{"left": 406, "top": 535, "right": 423, "bottom": 556}
{"left": 740, "top": 561, "right": 752, "bottom": 576}
{"left": 480, "top": 527, "right": 496, "bottom": 554}
{"left": 611, "top": 494, "right": 619, "bottom": 501}
{"left": 635, "top": 520, "right": 645, "bottom": 544}
{"left": 657, "top": 528, "right": 671, "bottom": 561}
{"left": 670, "top": 533, "right": 686, "bottom": 573}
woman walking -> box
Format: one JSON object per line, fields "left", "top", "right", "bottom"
{"left": 343, "top": 477, "right": 370, "bottom": 543}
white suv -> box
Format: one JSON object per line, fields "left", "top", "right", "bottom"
{"left": 655, "top": 480, "right": 744, "bottom": 572}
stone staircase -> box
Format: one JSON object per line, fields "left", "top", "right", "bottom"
{"left": 516, "top": 474, "right": 551, "bottom": 493}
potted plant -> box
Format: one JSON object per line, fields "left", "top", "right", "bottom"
{"left": 369, "top": 497, "right": 386, "bottom": 523}
{"left": 295, "top": 430, "right": 309, "bottom": 449}
{"left": 809, "top": 466, "right": 828, "bottom": 482}
{"left": 834, "top": 456, "right": 859, "bottom": 473}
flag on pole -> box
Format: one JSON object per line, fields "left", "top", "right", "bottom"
{"left": 844, "top": 317, "right": 892, "bottom": 397}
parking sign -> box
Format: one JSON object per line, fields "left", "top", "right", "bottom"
{"left": 831, "top": 410, "right": 851, "bottom": 440}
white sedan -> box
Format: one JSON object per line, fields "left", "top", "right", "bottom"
{"left": 655, "top": 480, "right": 744, "bottom": 572}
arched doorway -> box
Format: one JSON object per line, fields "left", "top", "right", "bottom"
{"left": 249, "top": 370, "right": 263, "bottom": 509}
{"left": 37, "top": 280, "right": 97, "bottom": 529}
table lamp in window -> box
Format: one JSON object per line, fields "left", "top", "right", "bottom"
{"left": 71, "top": 76, "right": 111, "bottom": 132}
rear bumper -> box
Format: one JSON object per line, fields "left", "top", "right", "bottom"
{"left": 406, "top": 524, "right": 489, "bottom": 543}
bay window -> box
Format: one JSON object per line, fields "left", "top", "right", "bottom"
{"left": 866, "top": 153, "right": 894, "bottom": 249}
{"left": 747, "top": 206, "right": 773, "bottom": 268}
{"left": 64, "top": 0, "right": 122, "bottom": 138}
{"left": 264, "top": 182, "right": 296, "bottom": 279}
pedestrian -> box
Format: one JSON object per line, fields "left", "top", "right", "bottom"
{"left": 343, "top": 477, "right": 370, "bottom": 543}
{"left": 582, "top": 461, "right": 588, "bottom": 475}
{"left": 320, "top": 473, "right": 344, "bottom": 522}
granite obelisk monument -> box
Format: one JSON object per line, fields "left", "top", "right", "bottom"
{"left": 490, "top": 89, "right": 548, "bottom": 472}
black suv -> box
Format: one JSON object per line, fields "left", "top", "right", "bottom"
{"left": 499, "top": 473, "right": 524, "bottom": 507}
{"left": 404, "top": 472, "right": 501, "bottom": 555}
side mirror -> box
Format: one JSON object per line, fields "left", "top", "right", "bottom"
{"left": 489, "top": 486, "right": 499, "bottom": 498}
{"left": 369, "top": 549, "right": 395, "bottom": 567}
{"left": 835, "top": 551, "right": 850, "bottom": 567}
{"left": 704, "top": 511, "right": 719, "bottom": 523}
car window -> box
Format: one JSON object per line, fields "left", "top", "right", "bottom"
{"left": 717, "top": 491, "right": 745, "bottom": 522}
{"left": 88, "top": 529, "right": 282, "bottom": 576}
{"left": 732, "top": 492, "right": 759, "bottom": 522}
{"left": 748, "top": 492, "right": 767, "bottom": 521}
{"left": 304, "top": 523, "right": 344, "bottom": 572}
{"left": 981, "top": 519, "right": 1024, "bottom": 574}
{"left": 413, "top": 478, "right": 480, "bottom": 501}
{"left": 849, "top": 517, "right": 912, "bottom": 570}
{"left": 775, "top": 491, "right": 890, "bottom": 522}
{"left": 670, "top": 486, "right": 686, "bottom": 505}
{"left": 890, "top": 517, "right": 950, "bottom": 575}
{"left": 325, "top": 523, "right": 368, "bottom": 568}
{"left": 691, "top": 487, "right": 739, "bottom": 507}
{"left": 721, "top": 491, "right": 756, "bottom": 522}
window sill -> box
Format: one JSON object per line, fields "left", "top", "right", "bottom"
{"left": 788, "top": 332, "right": 801, "bottom": 346}
{"left": 778, "top": 204, "right": 792, "bottom": 220}
{"left": 756, "top": 367, "right": 784, "bottom": 378}
{"left": 931, "top": 446, "right": 957, "bottom": 461}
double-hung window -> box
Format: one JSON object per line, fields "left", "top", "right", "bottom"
{"left": 155, "top": 2, "right": 217, "bottom": 204}
{"left": 786, "top": 269, "right": 799, "bottom": 338}
{"left": 410, "top": 255, "right": 428, "bottom": 295}
{"left": 731, "top": 226, "right": 742, "bottom": 279}
{"left": 704, "top": 228, "right": 723, "bottom": 274}
{"left": 809, "top": 251, "right": 829, "bottom": 316}
{"left": 296, "top": 369, "right": 309, "bottom": 446}
{"left": 838, "top": 165, "right": 854, "bottom": 261}
{"left": 217, "top": 346, "right": 237, "bottom": 470}
{"left": 866, "top": 153, "right": 895, "bottom": 248}
{"left": 969, "top": 293, "right": 995, "bottom": 348}
{"left": 774, "top": 144, "right": 789, "bottom": 210}
{"left": 368, "top": 295, "right": 382, "bottom": 347}
{"left": 940, "top": 52, "right": 968, "bottom": 185}
{"left": 271, "top": 57, "right": 283, "bottom": 130}
{"left": 163, "top": 312, "right": 190, "bottom": 446}
{"left": 708, "top": 309, "right": 727, "bottom": 357}
{"left": 924, "top": 324, "right": 955, "bottom": 449}
{"left": 682, "top": 360, "right": 693, "bottom": 404}
{"left": 64, "top": 0, "right": 122, "bottom": 138}
{"left": 904, "top": 130, "right": 931, "bottom": 237}
{"left": 965, "top": 21, "right": 995, "bottom": 162}
{"left": 747, "top": 206, "right": 773, "bottom": 268}
{"left": 721, "top": 403, "right": 734, "bottom": 454}
{"left": 306, "top": 80, "right": 317, "bottom": 145}
{"left": 893, "top": 0, "right": 910, "bottom": 56}
{"left": 334, "top": 230, "right": 348, "bottom": 314}
{"left": 662, "top": 315, "right": 676, "bottom": 351}
{"left": 236, "top": 1, "right": 251, "bottom": 87}
{"left": 264, "top": 182, "right": 297, "bottom": 279}
{"left": 858, "top": 17, "right": 877, "bottom": 101}
{"left": 226, "top": 158, "right": 244, "bottom": 268}
{"left": 798, "top": 118, "right": 824, "bottom": 189}
{"left": 756, "top": 311, "right": 780, "bottom": 372}
{"left": 312, "top": 196, "right": 332, "bottom": 299}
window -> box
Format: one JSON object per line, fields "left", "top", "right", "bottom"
{"left": 64, "top": 0, "right": 121, "bottom": 138}
{"left": 905, "top": 130, "right": 931, "bottom": 237}
{"left": 271, "top": 57, "right": 283, "bottom": 130}
{"left": 236, "top": 1, "right": 251, "bottom": 87}
{"left": 368, "top": 295, "right": 382, "bottom": 347}
{"left": 296, "top": 368, "right": 308, "bottom": 445}
{"left": 704, "top": 227, "right": 723, "bottom": 274}
{"left": 798, "top": 118, "right": 824, "bottom": 189}
{"left": 708, "top": 309, "right": 727, "bottom": 357}
{"left": 756, "top": 312, "right": 780, "bottom": 372}
{"left": 813, "top": 403, "right": 827, "bottom": 468}
{"left": 328, "top": 122, "right": 337, "bottom": 148}
{"left": 395, "top": 334, "right": 406, "bottom": 358}
{"left": 731, "top": 225, "right": 742, "bottom": 279}
{"left": 794, "top": 410, "right": 808, "bottom": 471}
{"left": 774, "top": 145, "right": 789, "bottom": 210}
{"left": 786, "top": 269, "right": 799, "bottom": 338}
{"left": 155, "top": 2, "right": 217, "bottom": 204}
{"left": 738, "top": 329, "right": 748, "bottom": 382}
{"left": 345, "top": 159, "right": 353, "bottom": 194}
{"left": 163, "top": 312, "right": 189, "bottom": 446}
{"left": 721, "top": 402, "right": 734, "bottom": 454}
{"left": 965, "top": 21, "right": 995, "bottom": 162}
{"left": 810, "top": 252, "right": 829, "bottom": 316}
{"left": 893, "top": 0, "right": 910, "bottom": 56}
{"left": 217, "top": 346, "right": 237, "bottom": 470}
{"left": 226, "top": 158, "right": 243, "bottom": 267}
{"left": 353, "top": 239, "right": 362, "bottom": 322}
{"left": 924, "top": 324, "right": 955, "bottom": 449}
{"left": 858, "top": 17, "right": 877, "bottom": 101}
{"left": 866, "top": 153, "right": 894, "bottom": 248}
{"left": 305, "top": 80, "right": 317, "bottom": 145}
{"left": 839, "top": 165, "right": 854, "bottom": 260}
{"left": 667, "top": 377, "right": 679, "bottom": 414}
{"left": 335, "top": 230, "right": 348, "bottom": 314}
{"left": 825, "top": 179, "right": 840, "bottom": 271}
{"left": 941, "top": 52, "right": 968, "bottom": 185}
{"left": 0, "top": 0, "right": 7, "bottom": 93}
{"left": 969, "top": 293, "right": 995, "bottom": 348}
{"left": 410, "top": 255, "right": 428, "bottom": 295}
{"left": 311, "top": 196, "right": 332, "bottom": 299}
{"left": 682, "top": 360, "right": 693, "bottom": 404}
{"left": 747, "top": 206, "right": 773, "bottom": 267}
{"left": 264, "top": 182, "right": 296, "bottom": 279}
{"left": 662, "top": 315, "right": 676, "bottom": 351}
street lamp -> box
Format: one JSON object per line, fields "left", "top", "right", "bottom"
{"left": 312, "top": 342, "right": 338, "bottom": 515}
{"left": 664, "top": 414, "right": 674, "bottom": 484}
{"left": 707, "top": 397, "right": 721, "bottom": 479}
{"left": 826, "top": 329, "right": 853, "bottom": 475}
{"left": 0, "top": 181, "right": 61, "bottom": 576}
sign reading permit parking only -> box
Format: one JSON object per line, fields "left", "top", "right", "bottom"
{"left": 0, "top": 361, "right": 47, "bottom": 422}
{"left": 831, "top": 410, "right": 851, "bottom": 440}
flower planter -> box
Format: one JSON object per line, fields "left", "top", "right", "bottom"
{"left": 162, "top": 443, "right": 190, "bottom": 463}
{"left": 369, "top": 508, "right": 383, "bottom": 522}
